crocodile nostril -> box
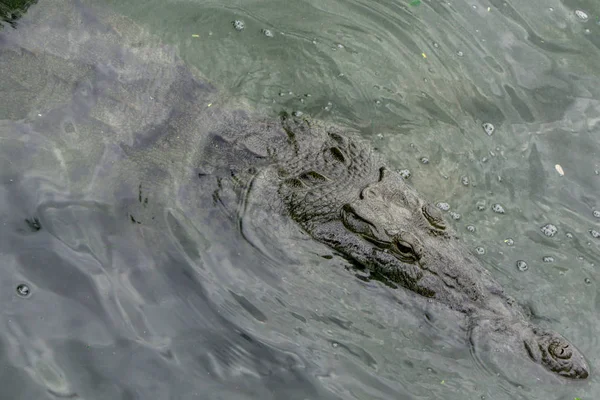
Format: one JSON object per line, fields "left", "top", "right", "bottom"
{"left": 360, "top": 187, "right": 378, "bottom": 200}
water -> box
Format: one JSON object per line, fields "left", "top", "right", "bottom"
{"left": 1, "top": 0, "right": 599, "bottom": 399}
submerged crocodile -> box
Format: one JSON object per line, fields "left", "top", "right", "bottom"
{"left": 1, "top": 0, "right": 589, "bottom": 383}
{"left": 199, "top": 111, "right": 590, "bottom": 380}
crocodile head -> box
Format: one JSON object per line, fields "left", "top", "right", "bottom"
{"left": 278, "top": 126, "right": 490, "bottom": 302}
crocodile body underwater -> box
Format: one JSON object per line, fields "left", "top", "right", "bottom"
{"left": 0, "top": 0, "right": 589, "bottom": 383}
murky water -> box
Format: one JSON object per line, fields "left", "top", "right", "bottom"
{"left": 1, "top": 0, "right": 599, "bottom": 399}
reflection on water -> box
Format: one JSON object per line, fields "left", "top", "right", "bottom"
{"left": 1, "top": 0, "right": 599, "bottom": 399}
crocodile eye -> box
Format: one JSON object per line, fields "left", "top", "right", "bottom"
{"left": 422, "top": 203, "right": 446, "bottom": 229}
{"left": 393, "top": 239, "right": 419, "bottom": 262}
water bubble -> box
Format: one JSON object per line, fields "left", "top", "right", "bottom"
{"left": 492, "top": 204, "right": 505, "bottom": 214}
{"left": 593, "top": 210, "right": 600, "bottom": 218}
{"left": 584, "top": 278, "right": 591, "bottom": 284}
{"left": 516, "top": 260, "right": 528, "bottom": 271}
{"left": 399, "top": 169, "right": 411, "bottom": 179}
{"left": 337, "top": 43, "right": 344, "bottom": 49}
{"left": 540, "top": 224, "right": 557, "bottom": 237}
{"left": 433, "top": 42, "right": 439, "bottom": 48}
{"left": 542, "top": 256, "right": 555, "bottom": 263}
{"left": 467, "top": 225, "right": 476, "bottom": 233}
{"left": 482, "top": 122, "right": 495, "bottom": 136}
{"left": 461, "top": 176, "right": 470, "bottom": 186}
{"left": 332, "top": 342, "right": 339, "bottom": 348}
{"left": 590, "top": 229, "right": 600, "bottom": 238}
{"left": 475, "top": 246, "right": 485, "bottom": 255}
{"left": 437, "top": 202, "right": 450, "bottom": 211}
{"left": 449, "top": 211, "right": 461, "bottom": 220}
{"left": 566, "top": 232, "right": 573, "bottom": 238}
{"left": 476, "top": 201, "right": 486, "bottom": 211}
{"left": 457, "top": 50, "right": 464, "bottom": 57}
{"left": 261, "top": 28, "right": 274, "bottom": 37}
{"left": 420, "top": 157, "right": 430, "bottom": 164}
{"left": 232, "top": 20, "right": 245, "bottom": 31}
{"left": 16, "top": 284, "right": 30, "bottom": 297}
{"left": 575, "top": 10, "right": 589, "bottom": 21}
{"left": 504, "top": 238, "right": 514, "bottom": 246}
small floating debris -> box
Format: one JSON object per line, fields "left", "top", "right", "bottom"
{"left": 466, "top": 225, "right": 476, "bottom": 232}
{"left": 482, "top": 122, "right": 495, "bottom": 136}
{"left": 399, "top": 169, "right": 411, "bottom": 179}
{"left": 590, "top": 229, "right": 600, "bottom": 238}
{"left": 261, "top": 28, "right": 274, "bottom": 37}
{"left": 420, "top": 157, "right": 429, "bottom": 164}
{"left": 593, "top": 210, "right": 600, "bottom": 218}
{"left": 575, "top": 10, "right": 589, "bottom": 21}
{"left": 191, "top": 34, "right": 200, "bottom": 38}
{"left": 409, "top": 0, "right": 421, "bottom": 6}
{"left": 475, "top": 246, "right": 485, "bottom": 255}
{"left": 555, "top": 164, "right": 565, "bottom": 176}
{"left": 542, "top": 256, "right": 555, "bottom": 263}
{"left": 232, "top": 20, "right": 245, "bottom": 31}
{"left": 504, "top": 238, "right": 514, "bottom": 246}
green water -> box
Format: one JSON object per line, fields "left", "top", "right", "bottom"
{"left": 1, "top": 0, "right": 599, "bottom": 398}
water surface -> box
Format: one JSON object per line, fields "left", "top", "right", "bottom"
{"left": 1, "top": 0, "right": 599, "bottom": 399}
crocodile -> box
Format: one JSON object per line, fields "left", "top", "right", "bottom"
{"left": 200, "top": 111, "right": 590, "bottom": 380}
{"left": 0, "top": 0, "right": 589, "bottom": 382}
